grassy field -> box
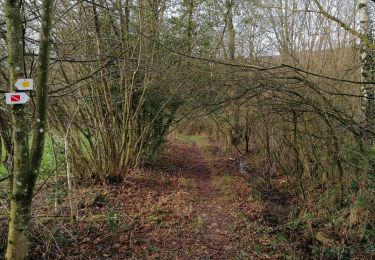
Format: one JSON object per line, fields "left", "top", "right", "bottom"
{"left": 0, "top": 134, "right": 65, "bottom": 178}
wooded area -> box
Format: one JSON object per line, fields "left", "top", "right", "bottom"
{"left": 0, "top": 0, "right": 375, "bottom": 259}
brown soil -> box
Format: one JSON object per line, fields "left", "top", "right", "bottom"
{"left": 171, "top": 143, "right": 236, "bottom": 258}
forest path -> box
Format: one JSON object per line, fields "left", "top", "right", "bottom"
{"left": 168, "top": 142, "right": 236, "bottom": 258}
{"left": 156, "top": 140, "right": 297, "bottom": 259}
{"left": 26, "top": 139, "right": 299, "bottom": 259}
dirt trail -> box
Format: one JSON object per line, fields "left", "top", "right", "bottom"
{"left": 167, "top": 142, "right": 236, "bottom": 258}
{"left": 193, "top": 145, "right": 236, "bottom": 258}
{"left": 25, "top": 140, "right": 298, "bottom": 259}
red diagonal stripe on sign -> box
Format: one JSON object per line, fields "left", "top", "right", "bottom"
{"left": 11, "top": 95, "right": 21, "bottom": 102}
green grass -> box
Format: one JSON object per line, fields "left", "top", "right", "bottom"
{"left": 39, "top": 134, "right": 66, "bottom": 179}
{"left": 0, "top": 141, "right": 6, "bottom": 177}
{"left": 0, "top": 165, "right": 5, "bottom": 177}
{"left": 175, "top": 134, "right": 207, "bottom": 147}
{"left": 0, "top": 133, "right": 66, "bottom": 179}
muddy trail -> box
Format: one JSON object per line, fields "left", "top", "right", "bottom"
{"left": 9, "top": 140, "right": 304, "bottom": 259}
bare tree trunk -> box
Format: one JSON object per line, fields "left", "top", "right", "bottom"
{"left": 226, "top": 0, "right": 235, "bottom": 61}
{"left": 186, "top": 0, "right": 195, "bottom": 54}
{"left": 92, "top": 0, "right": 114, "bottom": 116}
{"left": 5, "top": 0, "right": 55, "bottom": 258}
{"left": 4, "top": 1, "right": 30, "bottom": 258}
{"left": 359, "top": 0, "right": 375, "bottom": 144}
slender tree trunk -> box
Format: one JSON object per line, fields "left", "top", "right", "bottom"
{"left": 225, "top": 0, "right": 240, "bottom": 151}
{"left": 92, "top": 0, "right": 114, "bottom": 116}
{"left": 5, "top": 0, "right": 55, "bottom": 259}
{"left": 4, "top": 1, "right": 30, "bottom": 258}
{"left": 186, "top": 0, "right": 195, "bottom": 54}
{"left": 359, "top": 0, "right": 375, "bottom": 144}
{"left": 226, "top": 0, "right": 235, "bottom": 61}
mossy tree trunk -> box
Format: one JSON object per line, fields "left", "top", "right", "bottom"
{"left": 4, "top": 0, "right": 55, "bottom": 259}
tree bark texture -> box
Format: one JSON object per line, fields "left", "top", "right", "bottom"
{"left": 5, "top": 0, "right": 55, "bottom": 258}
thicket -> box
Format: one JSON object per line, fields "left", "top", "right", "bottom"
{"left": 203, "top": 63, "right": 375, "bottom": 255}
{"left": 0, "top": 0, "right": 375, "bottom": 257}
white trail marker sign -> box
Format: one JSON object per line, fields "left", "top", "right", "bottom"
{"left": 5, "top": 92, "right": 30, "bottom": 105}
{"left": 15, "top": 78, "right": 33, "bottom": 91}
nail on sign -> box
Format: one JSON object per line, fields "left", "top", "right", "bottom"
{"left": 15, "top": 79, "right": 33, "bottom": 91}
{"left": 5, "top": 93, "right": 30, "bottom": 105}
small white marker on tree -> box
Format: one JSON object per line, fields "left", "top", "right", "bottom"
{"left": 15, "top": 79, "right": 34, "bottom": 91}
{"left": 5, "top": 93, "right": 30, "bottom": 105}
